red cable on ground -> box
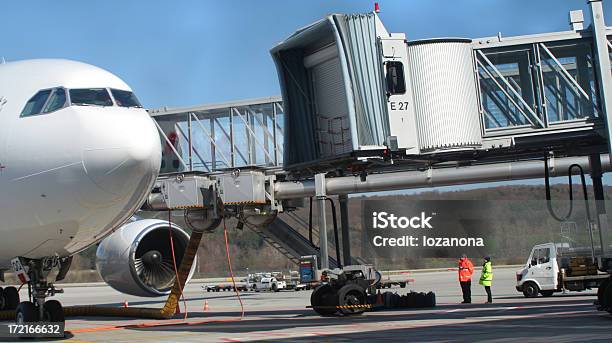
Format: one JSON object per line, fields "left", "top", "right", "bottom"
{"left": 223, "top": 218, "right": 245, "bottom": 318}
{"left": 168, "top": 210, "right": 188, "bottom": 320}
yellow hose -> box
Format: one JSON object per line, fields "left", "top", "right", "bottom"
{"left": 0, "top": 230, "right": 203, "bottom": 320}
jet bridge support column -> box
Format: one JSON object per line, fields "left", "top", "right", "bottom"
{"left": 590, "top": 154, "right": 609, "bottom": 257}
{"left": 589, "top": 0, "right": 612, "bottom": 161}
{"left": 339, "top": 194, "right": 352, "bottom": 266}
{"left": 315, "top": 173, "right": 329, "bottom": 270}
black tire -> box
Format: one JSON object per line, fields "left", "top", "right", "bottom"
{"left": 540, "top": 290, "right": 554, "bottom": 297}
{"left": 522, "top": 282, "right": 539, "bottom": 298}
{"left": 597, "top": 278, "right": 610, "bottom": 310}
{"left": 253, "top": 285, "right": 258, "bottom": 292}
{"left": 272, "top": 283, "right": 279, "bottom": 292}
{"left": 3, "top": 286, "right": 19, "bottom": 310}
{"left": 399, "top": 282, "right": 406, "bottom": 288}
{"left": 0, "top": 287, "right": 4, "bottom": 310}
{"left": 604, "top": 280, "right": 612, "bottom": 314}
{"left": 15, "top": 301, "right": 38, "bottom": 323}
{"left": 43, "top": 300, "right": 64, "bottom": 323}
{"left": 311, "top": 284, "right": 338, "bottom": 316}
{"left": 337, "top": 284, "right": 367, "bottom": 316}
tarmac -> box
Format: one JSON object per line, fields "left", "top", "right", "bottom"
{"left": 2, "top": 267, "right": 611, "bottom": 342}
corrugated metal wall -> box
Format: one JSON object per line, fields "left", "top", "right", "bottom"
{"left": 407, "top": 40, "right": 482, "bottom": 152}
{"left": 335, "top": 14, "right": 390, "bottom": 147}
{"left": 310, "top": 56, "right": 352, "bottom": 157}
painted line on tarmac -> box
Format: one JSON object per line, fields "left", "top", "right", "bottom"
{"left": 69, "top": 317, "right": 244, "bottom": 334}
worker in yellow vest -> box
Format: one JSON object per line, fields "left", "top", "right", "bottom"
{"left": 479, "top": 256, "right": 493, "bottom": 303}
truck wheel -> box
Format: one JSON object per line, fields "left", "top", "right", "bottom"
{"left": 604, "top": 281, "right": 612, "bottom": 314}
{"left": 597, "top": 278, "right": 610, "bottom": 310}
{"left": 272, "top": 283, "right": 279, "bottom": 292}
{"left": 522, "top": 282, "right": 539, "bottom": 298}
{"left": 311, "top": 284, "right": 338, "bottom": 316}
{"left": 337, "top": 284, "right": 367, "bottom": 316}
{"left": 540, "top": 290, "right": 554, "bottom": 297}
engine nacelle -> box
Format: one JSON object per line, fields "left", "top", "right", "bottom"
{"left": 96, "top": 219, "right": 197, "bottom": 297}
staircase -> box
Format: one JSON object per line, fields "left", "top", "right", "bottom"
{"left": 246, "top": 217, "right": 339, "bottom": 268}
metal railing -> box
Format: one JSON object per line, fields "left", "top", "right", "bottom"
{"left": 475, "top": 39, "right": 605, "bottom": 136}
{"left": 149, "top": 97, "right": 284, "bottom": 174}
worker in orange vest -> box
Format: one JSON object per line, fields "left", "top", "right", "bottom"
{"left": 458, "top": 254, "right": 474, "bottom": 303}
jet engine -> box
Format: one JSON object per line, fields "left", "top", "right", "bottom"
{"left": 96, "top": 218, "right": 197, "bottom": 297}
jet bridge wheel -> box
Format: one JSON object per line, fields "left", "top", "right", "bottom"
{"left": 311, "top": 284, "right": 338, "bottom": 316}
{"left": 337, "top": 284, "right": 366, "bottom": 316}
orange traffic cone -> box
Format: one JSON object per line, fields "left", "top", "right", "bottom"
{"left": 122, "top": 300, "right": 129, "bottom": 308}
{"left": 204, "top": 300, "right": 209, "bottom": 312}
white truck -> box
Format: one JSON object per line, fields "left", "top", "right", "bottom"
{"left": 248, "top": 274, "right": 287, "bottom": 292}
{"left": 516, "top": 243, "right": 609, "bottom": 297}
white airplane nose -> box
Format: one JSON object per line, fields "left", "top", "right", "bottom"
{"left": 80, "top": 109, "right": 161, "bottom": 198}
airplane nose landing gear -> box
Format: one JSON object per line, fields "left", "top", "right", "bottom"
{"left": 11, "top": 256, "right": 70, "bottom": 324}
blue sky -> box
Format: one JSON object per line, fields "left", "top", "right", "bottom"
{"left": 1, "top": 0, "right": 609, "bottom": 109}
{"left": 2, "top": 1, "right": 611, "bottom": 189}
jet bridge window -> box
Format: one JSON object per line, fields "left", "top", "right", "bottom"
{"left": 21, "top": 89, "right": 52, "bottom": 117}
{"left": 385, "top": 61, "right": 406, "bottom": 95}
{"left": 69, "top": 88, "right": 113, "bottom": 107}
{"left": 110, "top": 89, "right": 142, "bottom": 108}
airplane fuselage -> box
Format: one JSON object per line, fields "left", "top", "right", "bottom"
{"left": 0, "top": 59, "right": 161, "bottom": 269}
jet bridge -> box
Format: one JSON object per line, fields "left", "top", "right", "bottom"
{"left": 147, "top": 1, "right": 612, "bottom": 272}
{"left": 271, "top": 2, "right": 612, "bottom": 175}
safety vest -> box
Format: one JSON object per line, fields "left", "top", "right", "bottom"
{"left": 458, "top": 258, "right": 474, "bottom": 282}
{"left": 479, "top": 261, "right": 493, "bottom": 286}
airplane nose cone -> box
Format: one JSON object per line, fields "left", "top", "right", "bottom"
{"left": 81, "top": 109, "right": 161, "bottom": 198}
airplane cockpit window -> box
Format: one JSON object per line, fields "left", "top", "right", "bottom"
{"left": 111, "top": 89, "right": 142, "bottom": 108}
{"left": 21, "top": 87, "right": 142, "bottom": 118}
{"left": 42, "top": 88, "right": 67, "bottom": 113}
{"left": 69, "top": 88, "right": 113, "bottom": 107}
{"left": 21, "top": 89, "right": 52, "bottom": 116}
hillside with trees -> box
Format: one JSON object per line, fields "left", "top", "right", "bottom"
{"left": 58, "top": 184, "right": 612, "bottom": 282}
